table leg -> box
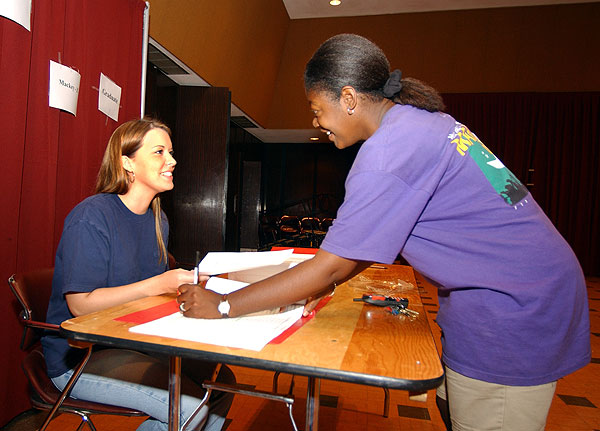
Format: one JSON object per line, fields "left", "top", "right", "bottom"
{"left": 169, "top": 356, "right": 182, "bottom": 431}
{"left": 305, "top": 376, "right": 320, "bottom": 431}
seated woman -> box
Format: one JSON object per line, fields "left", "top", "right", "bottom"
{"left": 42, "top": 118, "right": 234, "bottom": 431}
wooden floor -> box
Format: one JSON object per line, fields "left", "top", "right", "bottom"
{"left": 5, "top": 273, "right": 600, "bottom": 430}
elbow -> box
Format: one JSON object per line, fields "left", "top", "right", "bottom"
{"left": 66, "top": 303, "right": 85, "bottom": 317}
{"left": 65, "top": 294, "right": 88, "bottom": 317}
{"left": 314, "top": 249, "right": 369, "bottom": 284}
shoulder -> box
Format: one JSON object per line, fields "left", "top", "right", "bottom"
{"left": 357, "top": 107, "right": 453, "bottom": 166}
{"left": 349, "top": 106, "right": 459, "bottom": 189}
{"left": 381, "top": 105, "right": 455, "bottom": 137}
{"left": 67, "top": 193, "right": 115, "bottom": 215}
{"left": 63, "top": 194, "right": 120, "bottom": 230}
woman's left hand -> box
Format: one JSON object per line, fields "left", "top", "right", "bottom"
{"left": 302, "top": 284, "right": 336, "bottom": 317}
{"left": 177, "top": 283, "right": 222, "bottom": 319}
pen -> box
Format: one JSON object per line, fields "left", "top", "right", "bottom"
{"left": 371, "top": 265, "right": 387, "bottom": 269}
{"left": 194, "top": 250, "right": 200, "bottom": 284}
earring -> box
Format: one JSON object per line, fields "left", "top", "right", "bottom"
{"left": 347, "top": 107, "right": 355, "bottom": 115}
{"left": 128, "top": 171, "right": 135, "bottom": 183}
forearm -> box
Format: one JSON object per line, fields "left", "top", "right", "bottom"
{"left": 66, "top": 269, "right": 193, "bottom": 316}
{"left": 67, "top": 277, "right": 159, "bottom": 316}
{"left": 226, "top": 250, "right": 371, "bottom": 318}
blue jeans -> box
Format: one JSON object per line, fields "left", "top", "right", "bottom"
{"left": 51, "top": 349, "right": 234, "bottom": 431}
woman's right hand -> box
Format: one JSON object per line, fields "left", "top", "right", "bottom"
{"left": 157, "top": 269, "right": 200, "bottom": 295}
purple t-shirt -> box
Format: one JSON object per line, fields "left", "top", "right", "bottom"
{"left": 321, "top": 104, "right": 590, "bottom": 386}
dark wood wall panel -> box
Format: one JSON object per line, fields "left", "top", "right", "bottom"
{"left": 228, "top": 124, "right": 264, "bottom": 250}
{"left": 170, "top": 86, "right": 231, "bottom": 265}
{"left": 240, "top": 161, "right": 261, "bottom": 249}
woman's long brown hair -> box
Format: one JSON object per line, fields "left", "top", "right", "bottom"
{"left": 95, "top": 118, "right": 171, "bottom": 265}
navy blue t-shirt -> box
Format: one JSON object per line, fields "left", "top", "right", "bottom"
{"left": 42, "top": 193, "right": 168, "bottom": 377}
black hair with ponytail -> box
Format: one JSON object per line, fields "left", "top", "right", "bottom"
{"left": 304, "top": 34, "right": 445, "bottom": 112}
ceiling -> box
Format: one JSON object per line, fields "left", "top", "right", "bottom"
{"left": 281, "top": 0, "right": 596, "bottom": 20}
{"left": 149, "top": 0, "right": 596, "bottom": 143}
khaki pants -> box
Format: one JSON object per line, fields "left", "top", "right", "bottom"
{"left": 437, "top": 366, "right": 556, "bottom": 431}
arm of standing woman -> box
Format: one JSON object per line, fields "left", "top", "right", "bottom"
{"left": 177, "top": 249, "right": 371, "bottom": 319}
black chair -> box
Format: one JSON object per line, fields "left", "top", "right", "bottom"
{"left": 278, "top": 215, "right": 301, "bottom": 239}
{"left": 259, "top": 214, "right": 279, "bottom": 246}
{"left": 300, "top": 217, "right": 321, "bottom": 233}
{"left": 8, "top": 269, "right": 145, "bottom": 431}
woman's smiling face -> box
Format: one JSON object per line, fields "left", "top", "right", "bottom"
{"left": 307, "top": 89, "right": 361, "bottom": 149}
{"left": 127, "top": 128, "right": 176, "bottom": 196}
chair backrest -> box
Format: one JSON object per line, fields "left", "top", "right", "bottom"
{"left": 8, "top": 268, "right": 58, "bottom": 350}
{"left": 301, "top": 217, "right": 321, "bottom": 231}
{"left": 279, "top": 215, "right": 301, "bottom": 230}
{"left": 168, "top": 252, "right": 177, "bottom": 270}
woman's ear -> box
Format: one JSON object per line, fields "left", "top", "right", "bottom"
{"left": 121, "top": 155, "right": 133, "bottom": 173}
{"left": 340, "top": 86, "right": 358, "bottom": 111}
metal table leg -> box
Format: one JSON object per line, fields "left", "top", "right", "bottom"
{"left": 169, "top": 356, "right": 182, "bottom": 431}
{"left": 305, "top": 377, "right": 320, "bottom": 431}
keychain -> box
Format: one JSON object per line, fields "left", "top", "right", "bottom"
{"left": 353, "top": 294, "right": 419, "bottom": 317}
{"left": 353, "top": 294, "right": 408, "bottom": 307}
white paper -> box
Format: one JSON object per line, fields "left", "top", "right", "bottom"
{"left": 98, "top": 73, "right": 122, "bottom": 121}
{"left": 0, "top": 0, "right": 32, "bottom": 31}
{"left": 205, "top": 277, "right": 248, "bottom": 295}
{"left": 197, "top": 249, "right": 294, "bottom": 276}
{"left": 228, "top": 253, "right": 314, "bottom": 284}
{"left": 49, "top": 61, "right": 80, "bottom": 116}
{"left": 129, "top": 306, "right": 304, "bottom": 351}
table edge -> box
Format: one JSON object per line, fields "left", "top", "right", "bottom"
{"left": 60, "top": 326, "right": 444, "bottom": 391}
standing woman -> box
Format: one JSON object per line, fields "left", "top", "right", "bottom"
{"left": 178, "top": 34, "right": 590, "bottom": 430}
{"left": 42, "top": 118, "right": 234, "bottom": 431}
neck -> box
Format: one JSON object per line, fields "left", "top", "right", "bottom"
{"left": 118, "top": 187, "right": 155, "bottom": 215}
{"left": 363, "top": 98, "right": 396, "bottom": 139}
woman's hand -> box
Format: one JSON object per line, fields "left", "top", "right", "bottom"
{"left": 177, "top": 283, "right": 221, "bottom": 319}
{"left": 154, "top": 269, "right": 200, "bottom": 295}
{"left": 302, "top": 284, "right": 336, "bottom": 317}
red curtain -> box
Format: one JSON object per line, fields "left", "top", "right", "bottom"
{"left": 0, "top": 0, "right": 146, "bottom": 425}
{"left": 443, "top": 92, "right": 600, "bottom": 277}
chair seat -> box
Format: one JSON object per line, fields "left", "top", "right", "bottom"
{"left": 23, "top": 348, "right": 145, "bottom": 416}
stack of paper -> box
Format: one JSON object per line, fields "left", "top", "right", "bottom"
{"left": 197, "top": 249, "right": 295, "bottom": 275}
{"left": 129, "top": 306, "right": 303, "bottom": 351}
{"left": 129, "top": 250, "right": 311, "bottom": 350}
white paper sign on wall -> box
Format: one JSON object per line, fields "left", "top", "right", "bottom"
{"left": 48, "top": 60, "right": 81, "bottom": 116}
{"left": 0, "top": 0, "right": 32, "bottom": 31}
{"left": 98, "top": 73, "right": 122, "bottom": 122}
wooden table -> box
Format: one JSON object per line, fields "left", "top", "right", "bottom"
{"left": 61, "top": 264, "right": 443, "bottom": 430}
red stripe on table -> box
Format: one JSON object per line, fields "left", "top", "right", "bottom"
{"left": 114, "top": 295, "right": 333, "bottom": 345}
{"left": 270, "top": 295, "right": 332, "bottom": 344}
{"left": 270, "top": 247, "right": 318, "bottom": 255}
{"left": 115, "top": 300, "right": 179, "bottom": 324}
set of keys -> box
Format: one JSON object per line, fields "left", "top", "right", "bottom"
{"left": 353, "top": 294, "right": 419, "bottom": 317}
{"left": 387, "top": 305, "right": 419, "bottom": 318}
